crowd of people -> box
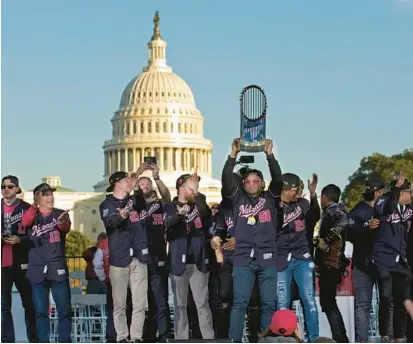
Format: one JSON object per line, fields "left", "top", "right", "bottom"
{"left": 1, "top": 138, "right": 413, "bottom": 343}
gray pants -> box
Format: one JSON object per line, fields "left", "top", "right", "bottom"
{"left": 170, "top": 264, "right": 214, "bottom": 340}
{"left": 109, "top": 258, "right": 148, "bottom": 342}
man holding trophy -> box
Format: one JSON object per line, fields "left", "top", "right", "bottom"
{"left": 212, "top": 134, "right": 283, "bottom": 342}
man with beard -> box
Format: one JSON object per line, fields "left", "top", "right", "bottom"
{"left": 373, "top": 170, "right": 412, "bottom": 343}
{"left": 21, "top": 183, "right": 71, "bottom": 343}
{"left": 315, "top": 184, "right": 349, "bottom": 343}
{"left": 133, "top": 162, "right": 171, "bottom": 342}
{"left": 100, "top": 171, "right": 149, "bottom": 343}
{"left": 212, "top": 138, "right": 282, "bottom": 343}
{"left": 347, "top": 179, "right": 385, "bottom": 342}
{"left": 164, "top": 171, "right": 214, "bottom": 340}
{"left": 276, "top": 173, "right": 321, "bottom": 342}
{"left": 1, "top": 175, "right": 38, "bottom": 343}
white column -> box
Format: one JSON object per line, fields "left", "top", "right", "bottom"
{"left": 175, "top": 148, "right": 181, "bottom": 171}
{"left": 132, "top": 148, "right": 137, "bottom": 171}
{"left": 200, "top": 150, "right": 204, "bottom": 173}
{"left": 168, "top": 148, "right": 173, "bottom": 171}
{"left": 137, "top": 148, "right": 141, "bottom": 167}
{"left": 160, "top": 148, "right": 164, "bottom": 170}
{"left": 117, "top": 150, "right": 121, "bottom": 171}
{"left": 208, "top": 152, "right": 212, "bottom": 175}
{"left": 125, "top": 149, "right": 129, "bottom": 172}
{"left": 150, "top": 147, "right": 155, "bottom": 157}
{"left": 108, "top": 152, "right": 112, "bottom": 175}
{"left": 186, "top": 149, "right": 191, "bottom": 170}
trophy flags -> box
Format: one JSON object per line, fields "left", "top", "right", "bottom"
{"left": 239, "top": 85, "right": 267, "bottom": 153}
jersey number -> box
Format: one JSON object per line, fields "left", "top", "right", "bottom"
{"left": 152, "top": 214, "right": 163, "bottom": 225}
{"left": 258, "top": 210, "right": 272, "bottom": 223}
{"left": 49, "top": 231, "right": 61, "bottom": 243}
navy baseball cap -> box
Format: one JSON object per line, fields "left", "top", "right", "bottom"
{"left": 33, "top": 183, "right": 56, "bottom": 195}
{"left": 364, "top": 179, "right": 385, "bottom": 193}
{"left": 244, "top": 169, "right": 264, "bottom": 181}
{"left": 106, "top": 171, "right": 129, "bottom": 192}
{"left": 282, "top": 173, "right": 300, "bottom": 190}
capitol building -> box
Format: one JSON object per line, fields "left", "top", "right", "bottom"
{"left": 22, "top": 12, "right": 222, "bottom": 241}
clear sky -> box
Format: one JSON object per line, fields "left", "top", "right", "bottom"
{"left": 2, "top": 0, "right": 413, "bottom": 192}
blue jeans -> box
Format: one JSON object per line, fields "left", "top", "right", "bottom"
{"left": 230, "top": 261, "right": 277, "bottom": 342}
{"left": 32, "top": 279, "right": 71, "bottom": 343}
{"left": 145, "top": 268, "right": 171, "bottom": 341}
{"left": 277, "top": 258, "right": 319, "bottom": 342}
{"left": 353, "top": 267, "right": 376, "bottom": 342}
{"left": 1, "top": 267, "right": 38, "bottom": 343}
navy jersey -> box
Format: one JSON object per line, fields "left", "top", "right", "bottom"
{"left": 135, "top": 195, "right": 167, "bottom": 271}
{"left": 373, "top": 187, "right": 412, "bottom": 269}
{"left": 25, "top": 208, "right": 70, "bottom": 284}
{"left": 164, "top": 193, "right": 212, "bottom": 276}
{"left": 276, "top": 196, "right": 321, "bottom": 270}
{"left": 221, "top": 154, "right": 283, "bottom": 268}
{"left": 348, "top": 201, "right": 376, "bottom": 271}
{"left": 1, "top": 199, "right": 32, "bottom": 269}
{"left": 100, "top": 194, "right": 149, "bottom": 268}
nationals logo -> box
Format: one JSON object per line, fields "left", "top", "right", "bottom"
{"left": 282, "top": 206, "right": 303, "bottom": 227}
{"left": 225, "top": 217, "right": 234, "bottom": 229}
{"left": 185, "top": 207, "right": 200, "bottom": 223}
{"left": 31, "top": 219, "right": 58, "bottom": 237}
{"left": 387, "top": 208, "right": 413, "bottom": 224}
{"left": 140, "top": 202, "right": 161, "bottom": 219}
{"left": 4, "top": 210, "right": 25, "bottom": 226}
{"left": 238, "top": 198, "right": 266, "bottom": 218}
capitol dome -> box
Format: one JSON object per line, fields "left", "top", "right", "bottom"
{"left": 119, "top": 71, "right": 196, "bottom": 109}
{"left": 93, "top": 11, "right": 218, "bottom": 192}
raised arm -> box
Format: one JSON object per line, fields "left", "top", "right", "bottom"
{"left": 151, "top": 164, "right": 171, "bottom": 202}
{"left": 264, "top": 140, "right": 283, "bottom": 197}
{"left": 222, "top": 139, "right": 242, "bottom": 200}
{"left": 376, "top": 170, "right": 406, "bottom": 216}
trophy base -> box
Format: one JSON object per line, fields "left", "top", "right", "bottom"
{"left": 240, "top": 141, "right": 265, "bottom": 153}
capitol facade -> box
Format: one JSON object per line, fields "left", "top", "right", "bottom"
{"left": 22, "top": 12, "right": 222, "bottom": 242}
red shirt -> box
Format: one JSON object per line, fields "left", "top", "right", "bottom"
{"left": 2, "top": 203, "right": 18, "bottom": 268}
{"left": 97, "top": 238, "right": 109, "bottom": 280}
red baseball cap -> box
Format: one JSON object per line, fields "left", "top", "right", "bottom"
{"left": 270, "top": 309, "right": 297, "bottom": 336}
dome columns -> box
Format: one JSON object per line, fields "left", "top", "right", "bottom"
{"left": 104, "top": 147, "right": 211, "bottom": 176}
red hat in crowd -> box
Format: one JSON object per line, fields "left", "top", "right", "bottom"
{"left": 270, "top": 309, "right": 298, "bottom": 336}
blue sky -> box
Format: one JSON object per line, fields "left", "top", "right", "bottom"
{"left": 2, "top": 0, "right": 413, "bottom": 192}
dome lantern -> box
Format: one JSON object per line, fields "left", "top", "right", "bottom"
{"left": 145, "top": 11, "right": 170, "bottom": 73}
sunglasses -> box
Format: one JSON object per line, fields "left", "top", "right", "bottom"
{"left": 1, "top": 185, "right": 16, "bottom": 190}
{"left": 244, "top": 180, "right": 262, "bottom": 185}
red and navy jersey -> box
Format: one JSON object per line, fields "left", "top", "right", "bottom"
{"left": 1, "top": 199, "right": 31, "bottom": 269}
{"left": 163, "top": 193, "right": 211, "bottom": 276}
{"left": 100, "top": 194, "right": 149, "bottom": 268}
{"left": 276, "top": 196, "right": 321, "bottom": 271}
{"left": 135, "top": 195, "right": 167, "bottom": 271}
{"left": 24, "top": 207, "right": 70, "bottom": 284}
{"left": 221, "top": 154, "right": 283, "bottom": 268}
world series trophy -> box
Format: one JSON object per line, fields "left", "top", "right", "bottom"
{"left": 239, "top": 85, "right": 267, "bottom": 152}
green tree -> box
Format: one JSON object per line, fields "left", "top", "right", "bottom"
{"left": 342, "top": 149, "right": 413, "bottom": 210}
{"left": 65, "top": 230, "right": 91, "bottom": 257}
